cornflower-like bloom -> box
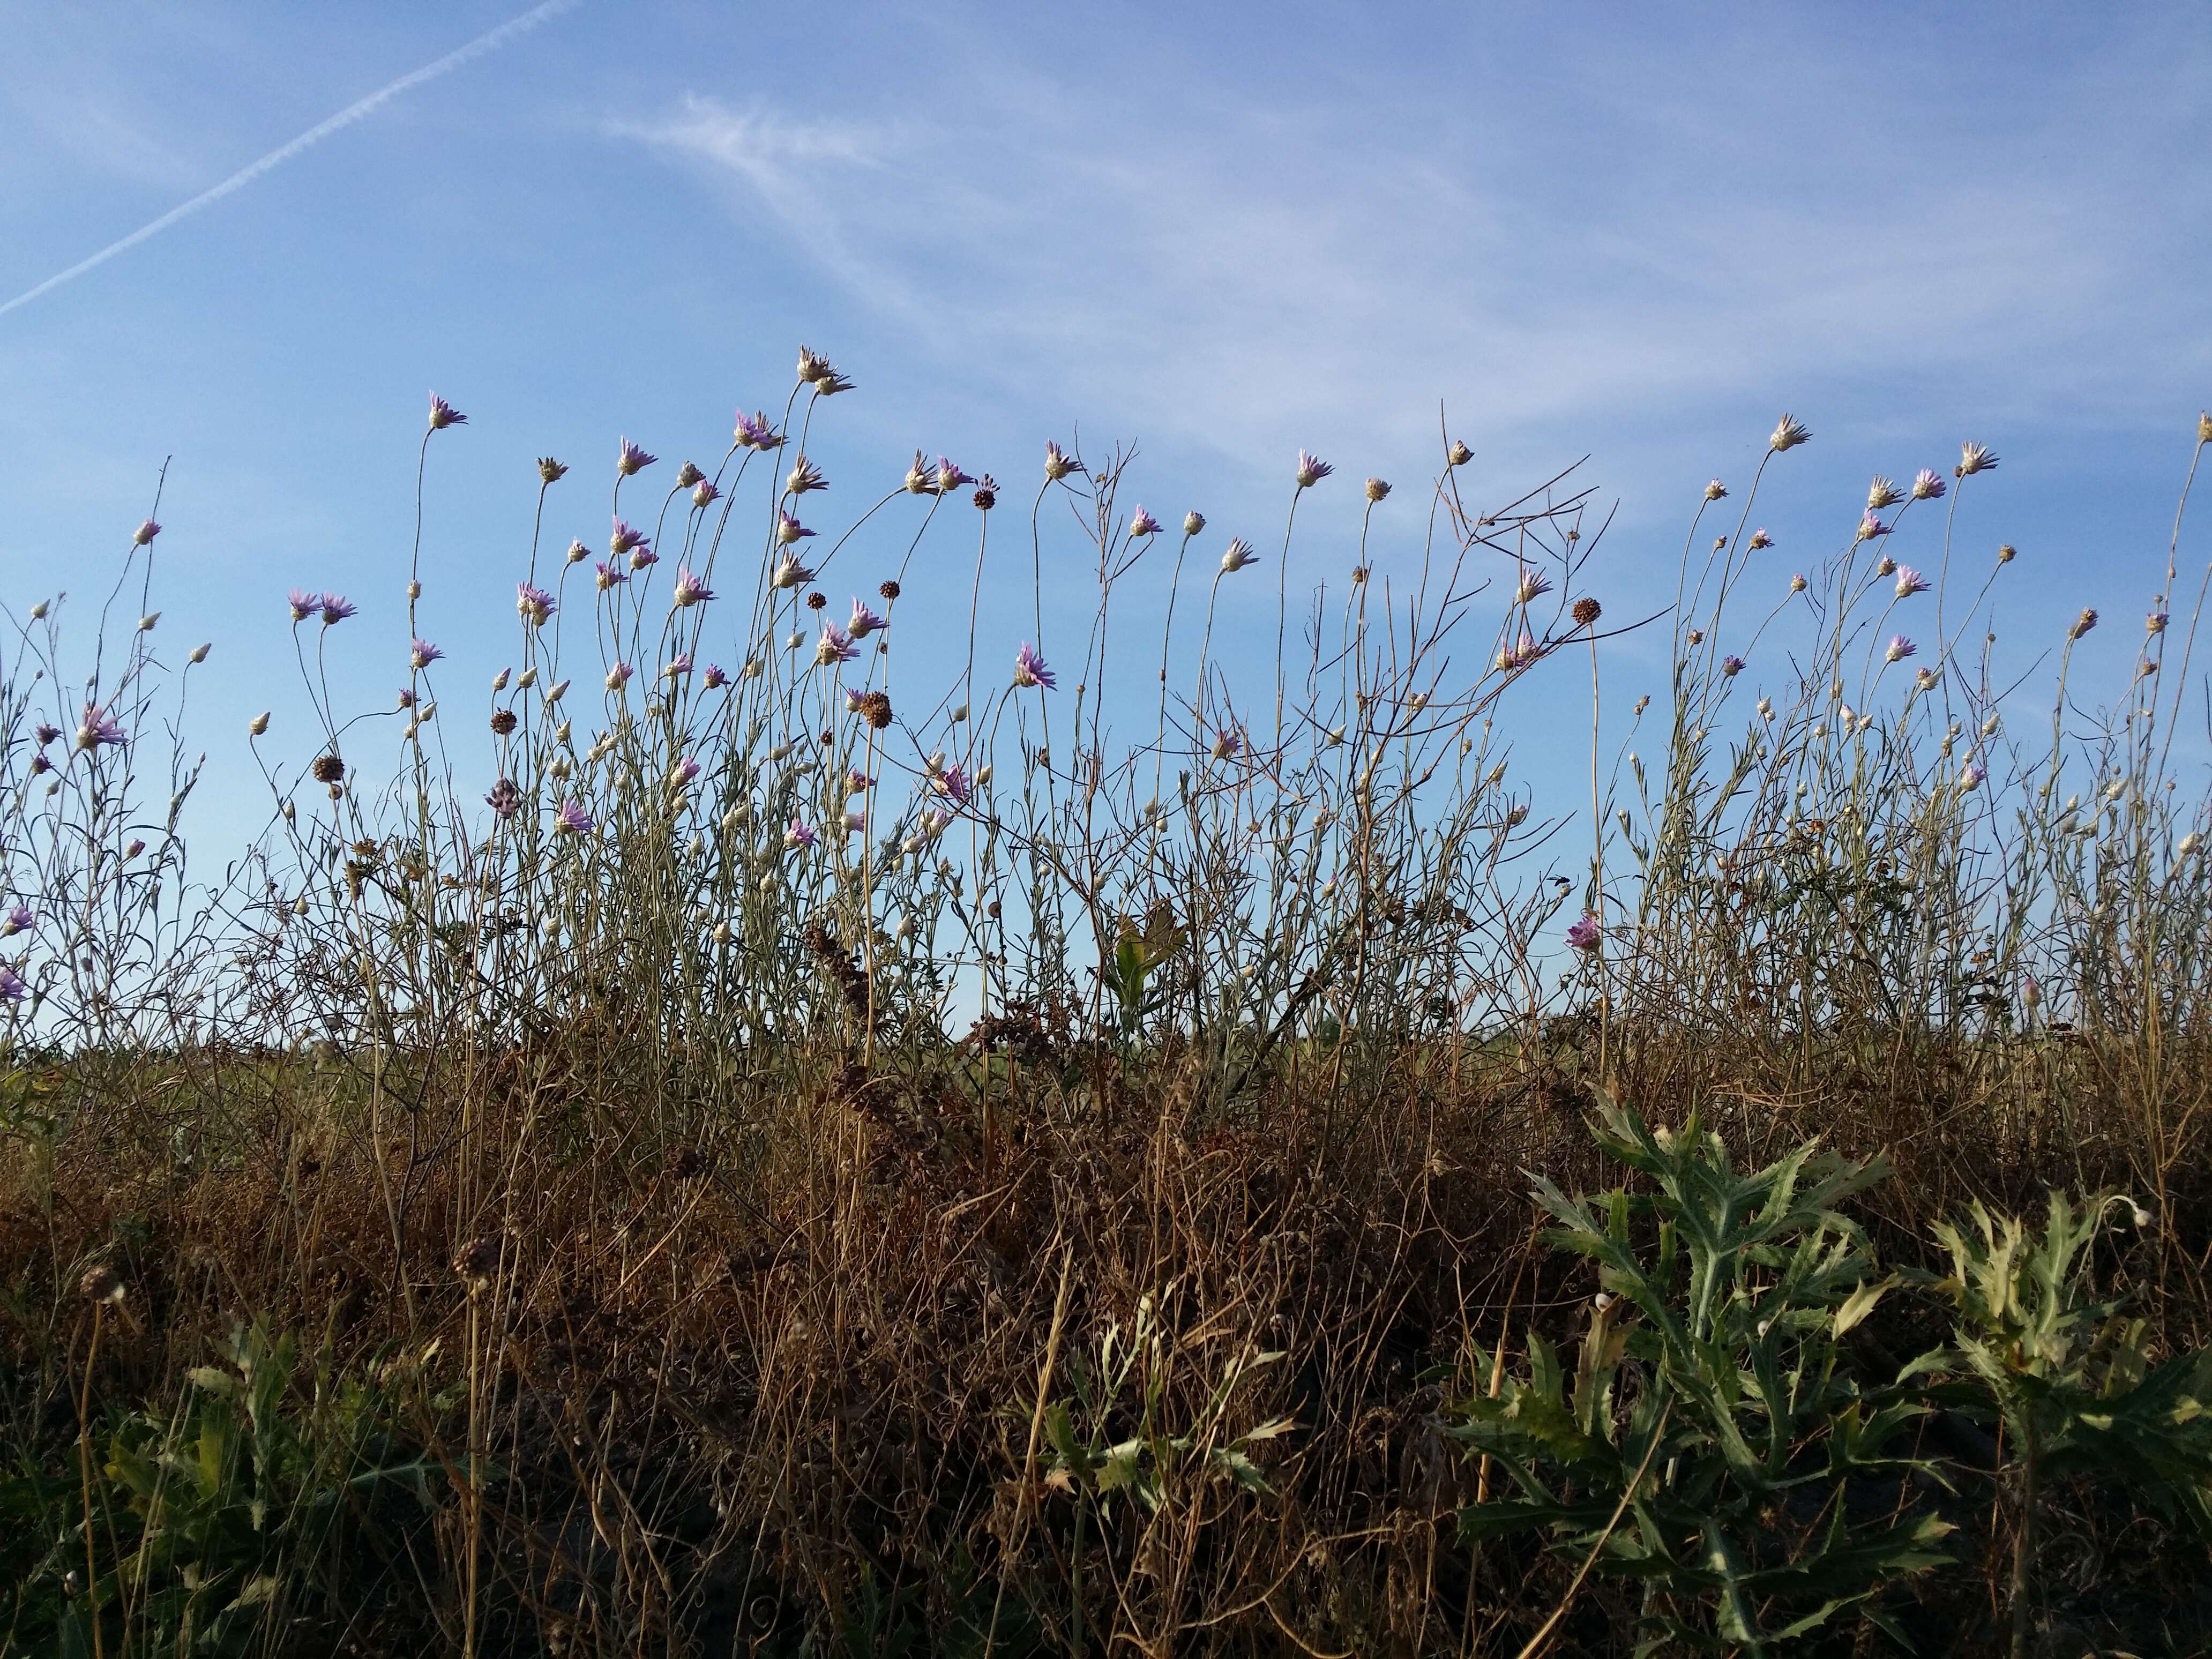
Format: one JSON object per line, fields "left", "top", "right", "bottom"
{"left": 671, "top": 567, "right": 714, "bottom": 607}
{"left": 411, "top": 639, "right": 443, "bottom": 669}
{"left": 1769, "top": 413, "right": 1812, "bottom": 452}
{"left": 485, "top": 778, "right": 520, "bottom": 818}
{"left": 517, "top": 581, "right": 556, "bottom": 626}
{"left": 936, "top": 457, "right": 975, "bottom": 494}
{"left": 606, "top": 662, "right": 633, "bottom": 690}
{"left": 288, "top": 588, "right": 318, "bottom": 622}
{"left": 1894, "top": 565, "right": 1930, "bottom": 597}
{"left": 611, "top": 518, "right": 649, "bottom": 558}
{"left": 1182, "top": 511, "right": 1206, "bottom": 536}
{"left": 848, "top": 598, "right": 886, "bottom": 639}
{"left": 664, "top": 653, "right": 692, "bottom": 678}
{"left": 784, "top": 817, "right": 817, "bottom": 849}
{"left": 1886, "top": 635, "right": 1916, "bottom": 663}
{"left": 797, "top": 345, "right": 831, "bottom": 383}
{"left": 630, "top": 544, "right": 658, "bottom": 572}
{"left": 134, "top": 518, "right": 161, "bottom": 545}
{"left": 776, "top": 510, "right": 814, "bottom": 545}
{"left": 0, "top": 966, "right": 25, "bottom": 1002}
{"left": 845, "top": 808, "right": 867, "bottom": 833}
{"left": 1959, "top": 441, "right": 1998, "bottom": 476}
{"left": 2149, "top": 608, "right": 2170, "bottom": 634}
{"left": 845, "top": 767, "right": 875, "bottom": 797}
{"left": 815, "top": 626, "right": 858, "bottom": 666}
{"left": 817, "top": 369, "right": 855, "bottom": 395}
{"left": 556, "top": 798, "right": 594, "bottom": 835}
{"left": 972, "top": 474, "right": 997, "bottom": 510}
{"left": 1295, "top": 451, "right": 1333, "bottom": 488}
{"left": 1867, "top": 476, "right": 1902, "bottom": 511}
{"left": 539, "top": 456, "right": 568, "bottom": 483}
{"left": 1790, "top": 573, "right": 1809, "bottom": 593}
{"left": 76, "top": 703, "right": 125, "bottom": 751}
{"left": 616, "top": 438, "right": 656, "bottom": 476}
{"left": 1515, "top": 570, "right": 1552, "bottom": 605}
{"left": 1210, "top": 726, "right": 1242, "bottom": 761}
{"left": 845, "top": 686, "right": 870, "bottom": 713}
{"left": 702, "top": 662, "right": 728, "bottom": 689}
{"left": 566, "top": 538, "right": 590, "bottom": 564}
{"left": 27, "top": 754, "right": 48, "bottom": 775}
{"left": 595, "top": 560, "right": 627, "bottom": 590}
{"left": 1044, "top": 440, "right": 1079, "bottom": 480}
{"left": 734, "top": 409, "right": 780, "bottom": 450}
{"left": 773, "top": 556, "right": 814, "bottom": 589}
{"left": 1856, "top": 512, "right": 1890, "bottom": 543}
{"left": 34, "top": 724, "right": 58, "bottom": 747}
{"left": 320, "top": 594, "right": 357, "bottom": 625}
{"left": 3, "top": 904, "right": 33, "bottom": 936}
{"left": 1959, "top": 761, "right": 1986, "bottom": 791}
{"left": 1748, "top": 528, "right": 1773, "bottom": 550}
{"left": 1916, "top": 667, "right": 1939, "bottom": 690}
{"left": 786, "top": 456, "right": 828, "bottom": 494}
{"left": 1448, "top": 438, "right": 1474, "bottom": 466}
{"left": 1874, "top": 555, "right": 1896, "bottom": 577}
{"left": 1705, "top": 479, "right": 1728, "bottom": 501}
{"left": 2071, "top": 608, "right": 2099, "bottom": 639}
{"left": 1129, "top": 506, "right": 1162, "bottom": 537}
{"left": 692, "top": 479, "right": 719, "bottom": 508}
{"left": 1912, "top": 468, "right": 1947, "bottom": 500}
{"left": 1220, "top": 538, "right": 1259, "bottom": 574}
{"left": 1565, "top": 915, "right": 1601, "bottom": 951}
{"left": 1721, "top": 654, "right": 1745, "bottom": 677}
{"left": 671, "top": 754, "right": 701, "bottom": 787}
{"left": 904, "top": 451, "right": 933, "bottom": 494}
{"left": 1013, "top": 641, "right": 1056, "bottom": 689}
{"left": 936, "top": 763, "right": 971, "bottom": 805}
{"left": 428, "top": 393, "right": 466, "bottom": 430}
{"left": 676, "top": 461, "right": 704, "bottom": 488}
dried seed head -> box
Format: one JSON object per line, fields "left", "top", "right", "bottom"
{"left": 79, "top": 1265, "right": 125, "bottom": 1305}
{"left": 453, "top": 1234, "right": 506, "bottom": 1288}
{"left": 1998, "top": 543, "right": 2017, "bottom": 564}
{"left": 879, "top": 579, "right": 901, "bottom": 601}
{"left": 805, "top": 591, "right": 828, "bottom": 611}
{"left": 1447, "top": 439, "right": 1473, "bottom": 467}
{"left": 859, "top": 691, "right": 894, "bottom": 730}
{"left": 538, "top": 456, "right": 568, "bottom": 483}
{"left": 1364, "top": 477, "right": 1391, "bottom": 503}
{"left": 311, "top": 754, "right": 345, "bottom": 784}
{"left": 1768, "top": 413, "right": 1811, "bottom": 452}
{"left": 490, "top": 709, "right": 518, "bottom": 737}
{"left": 1571, "top": 596, "right": 1601, "bottom": 627}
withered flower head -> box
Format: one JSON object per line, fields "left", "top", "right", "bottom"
{"left": 311, "top": 753, "right": 345, "bottom": 785}
{"left": 858, "top": 690, "right": 894, "bottom": 730}
{"left": 879, "top": 579, "right": 901, "bottom": 601}
{"left": 79, "top": 1265, "right": 125, "bottom": 1305}
{"left": 1571, "top": 596, "right": 1602, "bottom": 627}
{"left": 490, "top": 709, "right": 518, "bottom": 737}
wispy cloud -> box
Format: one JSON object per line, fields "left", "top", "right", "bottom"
{"left": 0, "top": 0, "right": 584, "bottom": 322}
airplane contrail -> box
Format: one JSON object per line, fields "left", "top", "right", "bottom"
{"left": 0, "top": 0, "right": 582, "bottom": 320}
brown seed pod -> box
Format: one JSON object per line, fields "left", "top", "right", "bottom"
{"left": 490, "top": 709, "right": 518, "bottom": 737}
{"left": 879, "top": 580, "right": 901, "bottom": 601}
{"left": 311, "top": 754, "right": 345, "bottom": 785}
{"left": 805, "top": 591, "right": 828, "bottom": 611}
{"left": 79, "top": 1265, "right": 124, "bottom": 1305}
{"left": 452, "top": 1234, "right": 507, "bottom": 1289}
{"left": 1572, "top": 597, "right": 1602, "bottom": 627}
{"left": 859, "top": 691, "right": 894, "bottom": 731}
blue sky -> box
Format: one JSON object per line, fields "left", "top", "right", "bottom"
{"left": 5, "top": 1, "right": 2211, "bottom": 854}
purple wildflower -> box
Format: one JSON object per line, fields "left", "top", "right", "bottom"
{"left": 288, "top": 588, "right": 319, "bottom": 623}
{"left": 935, "top": 764, "right": 971, "bottom": 805}
{"left": 617, "top": 438, "right": 657, "bottom": 476}
{"left": 411, "top": 639, "right": 443, "bottom": 670}
{"left": 845, "top": 809, "right": 867, "bottom": 833}
{"left": 784, "top": 817, "right": 817, "bottom": 849}
{"left": 845, "top": 686, "right": 868, "bottom": 713}
{"left": 1013, "top": 641, "right": 1056, "bottom": 690}
{"left": 595, "top": 561, "right": 629, "bottom": 590}
{"left": 692, "top": 479, "right": 720, "bottom": 508}
{"left": 773, "top": 556, "right": 816, "bottom": 591}
{"left": 1721, "top": 655, "right": 1745, "bottom": 677}
{"left": 0, "top": 966, "right": 25, "bottom": 1002}
{"left": 517, "top": 581, "right": 557, "bottom": 626}
{"left": 1893, "top": 565, "right": 1930, "bottom": 597}
{"left": 428, "top": 393, "right": 466, "bottom": 431}
{"left": 319, "top": 594, "right": 356, "bottom": 625}
{"left": 847, "top": 767, "right": 874, "bottom": 793}
{"left": 485, "top": 778, "right": 521, "bottom": 819}
{"left": 815, "top": 626, "right": 858, "bottom": 666}
{"left": 1565, "top": 915, "right": 1602, "bottom": 951}
{"left": 935, "top": 457, "right": 975, "bottom": 494}
{"left": 75, "top": 704, "right": 125, "bottom": 752}
{"left": 671, "top": 567, "right": 714, "bottom": 608}
{"left": 1748, "top": 528, "right": 1773, "bottom": 550}
{"left": 1210, "top": 726, "right": 1242, "bottom": 761}
{"left": 1912, "top": 468, "right": 1947, "bottom": 500}
{"left": 27, "top": 754, "right": 49, "bottom": 776}
{"left": 703, "top": 663, "right": 729, "bottom": 689}
{"left": 1220, "top": 539, "right": 1260, "bottom": 574}
{"left": 606, "top": 662, "right": 633, "bottom": 690}
{"left": 1515, "top": 570, "right": 1553, "bottom": 605}
{"left": 33, "top": 724, "right": 59, "bottom": 748}
{"left": 734, "top": 409, "right": 783, "bottom": 450}
{"left": 555, "top": 798, "right": 595, "bottom": 835}
{"left": 610, "top": 518, "right": 649, "bottom": 558}
{"left": 671, "top": 754, "right": 701, "bottom": 786}
{"left": 1044, "top": 440, "right": 1081, "bottom": 481}
{"left": 776, "top": 511, "right": 815, "bottom": 546}
{"left": 664, "top": 653, "right": 692, "bottom": 678}
{"left": 134, "top": 519, "right": 161, "bottom": 546}
{"left": 1857, "top": 512, "right": 1891, "bottom": 542}
{"left": 1960, "top": 761, "right": 1986, "bottom": 791}
{"left": 630, "top": 545, "right": 659, "bottom": 572}
{"left": 847, "top": 598, "right": 886, "bottom": 639}
{"left": 1886, "top": 635, "right": 1917, "bottom": 663}
{"left": 2, "top": 905, "right": 32, "bottom": 937}
{"left": 1129, "top": 506, "right": 1162, "bottom": 537}
{"left": 1295, "top": 451, "right": 1333, "bottom": 488}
